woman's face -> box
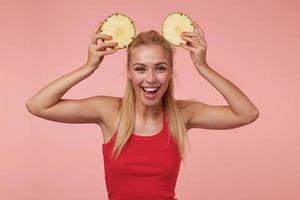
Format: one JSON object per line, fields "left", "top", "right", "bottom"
{"left": 127, "top": 45, "right": 173, "bottom": 106}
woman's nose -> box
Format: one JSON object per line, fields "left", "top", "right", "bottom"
{"left": 146, "top": 71, "right": 157, "bottom": 83}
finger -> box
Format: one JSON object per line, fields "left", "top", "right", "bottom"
{"left": 181, "top": 34, "right": 207, "bottom": 49}
{"left": 192, "top": 21, "right": 204, "bottom": 35}
{"left": 170, "top": 43, "right": 177, "bottom": 48}
{"left": 179, "top": 42, "right": 194, "bottom": 52}
{"left": 181, "top": 32, "right": 204, "bottom": 44}
{"left": 192, "top": 21, "right": 207, "bottom": 42}
{"left": 98, "top": 48, "right": 118, "bottom": 57}
{"left": 98, "top": 34, "right": 114, "bottom": 40}
{"left": 90, "top": 33, "right": 113, "bottom": 45}
{"left": 186, "top": 32, "right": 206, "bottom": 46}
{"left": 180, "top": 35, "right": 198, "bottom": 47}
{"left": 95, "top": 42, "right": 118, "bottom": 50}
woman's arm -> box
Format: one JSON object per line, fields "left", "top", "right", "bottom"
{"left": 182, "top": 63, "right": 259, "bottom": 130}
{"left": 26, "top": 23, "right": 118, "bottom": 124}
{"left": 26, "top": 65, "right": 95, "bottom": 112}
{"left": 180, "top": 21, "right": 259, "bottom": 130}
{"left": 195, "top": 63, "right": 259, "bottom": 118}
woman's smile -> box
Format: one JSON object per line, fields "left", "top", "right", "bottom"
{"left": 141, "top": 87, "right": 161, "bottom": 99}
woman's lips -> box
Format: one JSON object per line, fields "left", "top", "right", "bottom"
{"left": 141, "top": 87, "right": 160, "bottom": 99}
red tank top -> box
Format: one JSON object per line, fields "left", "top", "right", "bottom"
{"left": 102, "top": 112, "right": 181, "bottom": 200}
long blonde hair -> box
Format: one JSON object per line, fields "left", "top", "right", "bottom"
{"left": 110, "top": 30, "right": 195, "bottom": 163}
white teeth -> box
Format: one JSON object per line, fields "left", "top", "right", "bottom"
{"left": 143, "top": 87, "right": 158, "bottom": 91}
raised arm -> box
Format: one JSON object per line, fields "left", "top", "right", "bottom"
{"left": 26, "top": 22, "right": 118, "bottom": 124}
{"left": 179, "top": 21, "right": 259, "bottom": 130}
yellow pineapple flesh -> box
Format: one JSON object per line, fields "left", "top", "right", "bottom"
{"left": 98, "top": 13, "right": 136, "bottom": 49}
{"left": 162, "top": 12, "right": 195, "bottom": 46}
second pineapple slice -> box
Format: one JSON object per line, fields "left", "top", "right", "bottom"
{"left": 98, "top": 13, "right": 136, "bottom": 49}
{"left": 162, "top": 12, "right": 195, "bottom": 46}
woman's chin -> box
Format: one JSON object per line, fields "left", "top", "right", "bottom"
{"left": 139, "top": 94, "right": 162, "bottom": 106}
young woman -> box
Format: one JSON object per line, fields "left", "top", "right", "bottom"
{"left": 26, "top": 21, "right": 259, "bottom": 200}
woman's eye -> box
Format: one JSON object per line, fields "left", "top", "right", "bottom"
{"left": 135, "top": 68, "right": 145, "bottom": 71}
{"left": 135, "top": 67, "right": 166, "bottom": 72}
{"left": 157, "top": 67, "right": 166, "bottom": 71}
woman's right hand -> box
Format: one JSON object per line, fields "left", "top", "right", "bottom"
{"left": 85, "top": 22, "right": 118, "bottom": 70}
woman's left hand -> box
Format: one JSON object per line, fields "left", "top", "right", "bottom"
{"left": 179, "top": 21, "right": 208, "bottom": 69}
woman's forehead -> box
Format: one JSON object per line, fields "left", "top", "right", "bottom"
{"left": 132, "top": 61, "right": 169, "bottom": 67}
{"left": 130, "top": 45, "right": 170, "bottom": 64}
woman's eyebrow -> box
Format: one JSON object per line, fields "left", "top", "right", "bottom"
{"left": 133, "top": 62, "right": 168, "bottom": 66}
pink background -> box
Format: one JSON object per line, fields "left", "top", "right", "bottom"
{"left": 1, "top": 0, "right": 300, "bottom": 199}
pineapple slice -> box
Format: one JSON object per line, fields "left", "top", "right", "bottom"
{"left": 98, "top": 13, "right": 136, "bottom": 49}
{"left": 162, "top": 12, "right": 195, "bottom": 46}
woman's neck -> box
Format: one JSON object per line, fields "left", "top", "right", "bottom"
{"left": 135, "top": 101, "right": 164, "bottom": 121}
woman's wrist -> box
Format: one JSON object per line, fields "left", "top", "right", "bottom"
{"left": 82, "top": 63, "right": 97, "bottom": 73}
